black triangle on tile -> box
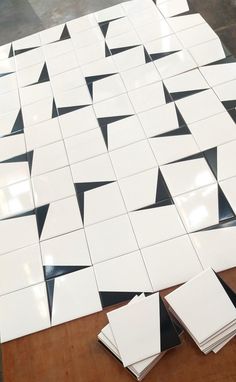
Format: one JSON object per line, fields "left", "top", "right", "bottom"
{"left": 85, "top": 73, "right": 115, "bottom": 85}
{"left": 0, "top": 72, "right": 14, "bottom": 78}
{"left": 27, "top": 150, "right": 34, "bottom": 174}
{"left": 110, "top": 45, "right": 141, "bottom": 55}
{"left": 215, "top": 274, "right": 236, "bottom": 307}
{"left": 88, "top": 82, "right": 93, "bottom": 100}
{"left": 105, "top": 42, "right": 111, "bottom": 57}
{"left": 14, "top": 47, "right": 38, "bottom": 56}
{"left": 44, "top": 265, "right": 90, "bottom": 280}
{"left": 77, "top": 192, "right": 85, "bottom": 224}
{"left": 228, "top": 108, "right": 236, "bottom": 123}
{"left": 193, "top": 217, "right": 236, "bottom": 232}
{"left": 97, "top": 115, "right": 133, "bottom": 129}
{"left": 167, "top": 151, "right": 203, "bottom": 165}
{"left": 163, "top": 83, "right": 172, "bottom": 104}
{"left": 2, "top": 209, "right": 35, "bottom": 221}
{"left": 143, "top": 47, "right": 152, "bottom": 63}
{"left": 36, "top": 204, "right": 50, "bottom": 238}
{"left": 52, "top": 99, "right": 58, "bottom": 118}
{"left": 150, "top": 50, "right": 180, "bottom": 61}
{"left": 1, "top": 153, "right": 28, "bottom": 164}
{"left": 3, "top": 130, "right": 23, "bottom": 138}
{"left": 222, "top": 100, "right": 236, "bottom": 111}
{"left": 203, "top": 147, "right": 218, "bottom": 179}
{"left": 99, "top": 22, "right": 110, "bottom": 38}
{"left": 60, "top": 24, "right": 71, "bottom": 41}
{"left": 46, "top": 278, "right": 55, "bottom": 321}
{"left": 57, "top": 104, "right": 90, "bottom": 116}
{"left": 171, "top": 10, "right": 192, "bottom": 17}
{"left": 11, "top": 109, "right": 24, "bottom": 133}
{"left": 74, "top": 181, "right": 114, "bottom": 194}
{"left": 99, "top": 291, "right": 142, "bottom": 308}
{"left": 135, "top": 198, "right": 173, "bottom": 211}
{"left": 100, "top": 125, "right": 108, "bottom": 148}
{"left": 159, "top": 296, "right": 181, "bottom": 351}
{"left": 38, "top": 63, "right": 50, "bottom": 83}
{"left": 8, "top": 43, "right": 13, "bottom": 58}
{"left": 156, "top": 169, "right": 171, "bottom": 203}
{"left": 203, "top": 56, "right": 236, "bottom": 66}
{"left": 175, "top": 104, "right": 187, "bottom": 128}
{"left": 170, "top": 88, "right": 208, "bottom": 101}
{"left": 154, "top": 124, "right": 191, "bottom": 138}
{"left": 218, "top": 185, "right": 235, "bottom": 222}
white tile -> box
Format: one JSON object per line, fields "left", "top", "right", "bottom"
{"left": 67, "top": 14, "right": 97, "bottom": 35}
{"left": 103, "top": 17, "right": 134, "bottom": 40}
{"left": 142, "top": 235, "right": 203, "bottom": 291}
{"left": 122, "top": 0, "right": 155, "bottom": 14}
{"left": 200, "top": 62, "right": 236, "bottom": 87}
{"left": 128, "top": 6, "right": 163, "bottom": 29}
{"left": 50, "top": 67, "right": 85, "bottom": 93}
{"left": 43, "top": 39, "right": 74, "bottom": 59}
{"left": 0, "top": 43, "right": 12, "bottom": 61}
{"left": 0, "top": 73, "right": 17, "bottom": 95}
{"left": 158, "top": 0, "right": 189, "bottom": 18}
{"left": 108, "top": 293, "right": 161, "bottom": 366}
{"left": 176, "top": 23, "right": 217, "bottom": 49}
{"left": 0, "top": 57, "right": 15, "bottom": 75}
{"left": 129, "top": 81, "right": 166, "bottom": 113}
{"left": 145, "top": 34, "right": 183, "bottom": 60}
{"left": 0, "top": 244, "right": 44, "bottom": 296}
{"left": 81, "top": 56, "right": 117, "bottom": 78}
{"left": 32, "top": 166, "right": 75, "bottom": 207}
{"left": 40, "top": 23, "right": 68, "bottom": 45}
{"left": 72, "top": 27, "right": 104, "bottom": 49}
{"left": 65, "top": 128, "right": 107, "bottom": 164}
{"left": 59, "top": 106, "right": 98, "bottom": 139}
{"left": 0, "top": 90, "right": 20, "bottom": 116}
{"left": 46, "top": 50, "right": 79, "bottom": 77}
{"left": 0, "top": 161, "right": 29, "bottom": 189}
{"left": 90, "top": 74, "right": 126, "bottom": 103}
{"left": 176, "top": 89, "right": 225, "bottom": 125}
{"left": 15, "top": 47, "right": 45, "bottom": 71}
{"left": 135, "top": 19, "right": 173, "bottom": 43}
{"left": 94, "top": 93, "right": 134, "bottom": 119}
{"left": 220, "top": 177, "right": 236, "bottom": 214}
{"left": 94, "top": 250, "right": 152, "bottom": 291}
{"left": 217, "top": 140, "right": 236, "bottom": 181}
{"left": 154, "top": 50, "right": 197, "bottom": 79}
{"left": 25, "top": 118, "right": 62, "bottom": 151}
{"left": 166, "top": 13, "right": 205, "bottom": 33}
{"left": 129, "top": 203, "right": 186, "bottom": 248}
{"left": 40, "top": 196, "right": 83, "bottom": 241}
{"left": 189, "top": 39, "right": 226, "bottom": 67}
{"left": 174, "top": 184, "right": 219, "bottom": 233}
{"left": 19, "top": 82, "right": 53, "bottom": 106}
{"left": 41, "top": 229, "right": 91, "bottom": 266}
{"left": 22, "top": 97, "right": 56, "bottom": 127}
{"left": 112, "top": 45, "right": 147, "bottom": 72}
{"left": 95, "top": 4, "right": 125, "bottom": 23}
{"left": 0, "top": 214, "right": 39, "bottom": 255}
{"left": 0, "top": 132, "right": 25, "bottom": 162}
{"left": 0, "top": 180, "right": 34, "bottom": 220}
{"left": 121, "top": 62, "right": 161, "bottom": 91}
{"left": 55, "top": 85, "right": 91, "bottom": 110}
{"left": 189, "top": 112, "right": 236, "bottom": 151}
{"left": 161, "top": 157, "right": 216, "bottom": 196}
{"left": 0, "top": 282, "right": 50, "bottom": 342}
{"left": 0, "top": 109, "right": 23, "bottom": 137}
{"left": 51, "top": 267, "right": 102, "bottom": 326}
{"left": 213, "top": 79, "right": 236, "bottom": 106}
{"left": 110, "top": 140, "right": 156, "bottom": 179}
{"left": 106, "top": 30, "right": 141, "bottom": 52}
{"left": 75, "top": 41, "right": 109, "bottom": 66}
{"left": 17, "top": 62, "right": 46, "bottom": 87}
{"left": 85, "top": 214, "right": 138, "bottom": 263}
{"left": 13, "top": 33, "right": 41, "bottom": 52}
{"left": 164, "top": 69, "right": 209, "bottom": 97}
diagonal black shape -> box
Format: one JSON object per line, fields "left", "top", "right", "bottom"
{"left": 99, "top": 291, "right": 142, "bottom": 308}
{"left": 175, "top": 104, "right": 187, "bottom": 128}
{"left": 44, "top": 265, "right": 90, "bottom": 280}
{"left": 110, "top": 45, "right": 141, "bottom": 55}
{"left": 135, "top": 198, "right": 173, "bottom": 212}
{"left": 99, "top": 22, "right": 110, "bottom": 38}
{"left": 46, "top": 279, "right": 55, "bottom": 322}
{"left": 14, "top": 47, "right": 38, "bottom": 56}
{"left": 11, "top": 109, "right": 24, "bottom": 133}
{"left": 228, "top": 109, "right": 236, "bottom": 123}
{"left": 218, "top": 185, "right": 235, "bottom": 222}
{"left": 143, "top": 47, "right": 152, "bottom": 63}
{"left": 87, "top": 82, "right": 93, "bottom": 100}
{"left": 159, "top": 296, "right": 181, "bottom": 351}
{"left": 163, "top": 83, "right": 172, "bottom": 104}
{"left": 57, "top": 104, "right": 90, "bottom": 116}
{"left": 222, "top": 100, "right": 236, "bottom": 110}
{"left": 1, "top": 209, "right": 35, "bottom": 221}
{"left": 105, "top": 42, "right": 111, "bottom": 57}
{"left": 27, "top": 150, "right": 34, "bottom": 175}
{"left": 60, "top": 24, "right": 71, "bottom": 40}
{"left": 36, "top": 204, "right": 50, "bottom": 238}
{"left": 193, "top": 217, "right": 236, "bottom": 233}
{"left": 150, "top": 50, "right": 180, "bottom": 61}
{"left": 85, "top": 73, "right": 115, "bottom": 85}
{"left": 1, "top": 153, "right": 27, "bottom": 164}
{"left": 100, "top": 125, "right": 108, "bottom": 148}
{"left": 38, "top": 63, "right": 50, "bottom": 83}
{"left": 167, "top": 151, "right": 203, "bottom": 165}
{"left": 0, "top": 72, "right": 14, "bottom": 78}
{"left": 170, "top": 88, "right": 208, "bottom": 101}
{"left": 156, "top": 169, "right": 172, "bottom": 203}
{"left": 98, "top": 115, "right": 134, "bottom": 148}
{"left": 216, "top": 274, "right": 236, "bottom": 307}
{"left": 52, "top": 99, "right": 58, "bottom": 118}
{"left": 204, "top": 147, "right": 217, "bottom": 179}
{"left": 153, "top": 124, "right": 191, "bottom": 138}
{"left": 8, "top": 44, "right": 13, "bottom": 58}
{"left": 204, "top": 56, "right": 236, "bottom": 66}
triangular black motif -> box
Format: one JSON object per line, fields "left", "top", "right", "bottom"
{"left": 1, "top": 153, "right": 27, "bottom": 164}
{"left": 52, "top": 99, "right": 58, "bottom": 118}
{"left": 100, "top": 125, "right": 108, "bottom": 148}
{"left": 14, "top": 47, "right": 38, "bottom": 56}
{"left": 150, "top": 50, "right": 179, "bottom": 61}
{"left": 156, "top": 169, "right": 172, "bottom": 203}
{"left": 167, "top": 151, "right": 203, "bottom": 165}
{"left": 44, "top": 265, "right": 90, "bottom": 280}
{"left": 46, "top": 279, "right": 55, "bottom": 321}
{"left": 98, "top": 115, "right": 133, "bottom": 129}
{"left": 0, "top": 72, "right": 14, "bottom": 78}
{"left": 170, "top": 88, "right": 208, "bottom": 101}
{"left": 154, "top": 124, "right": 191, "bottom": 138}
{"left": 204, "top": 147, "right": 217, "bottom": 179}
{"left": 143, "top": 47, "right": 152, "bottom": 63}
{"left": 85, "top": 73, "right": 115, "bottom": 85}
{"left": 2, "top": 209, "right": 34, "bottom": 221}
{"left": 27, "top": 150, "right": 34, "bottom": 174}
{"left": 77, "top": 192, "right": 85, "bottom": 224}
{"left": 99, "top": 291, "right": 142, "bottom": 308}
{"left": 222, "top": 100, "right": 236, "bottom": 110}
{"left": 163, "top": 83, "right": 172, "bottom": 104}
{"left": 11, "top": 109, "right": 24, "bottom": 133}
{"left": 193, "top": 217, "right": 236, "bottom": 232}
{"left": 218, "top": 185, "right": 235, "bottom": 222}
{"left": 57, "top": 105, "right": 90, "bottom": 116}
{"left": 36, "top": 204, "right": 50, "bottom": 238}
{"left": 136, "top": 198, "right": 173, "bottom": 211}
{"left": 204, "top": 56, "right": 236, "bottom": 66}
{"left": 99, "top": 22, "right": 110, "bottom": 38}
{"left": 38, "top": 63, "right": 50, "bottom": 83}
{"left": 60, "top": 24, "right": 71, "bottom": 40}
{"left": 8, "top": 44, "right": 13, "bottom": 58}
{"left": 175, "top": 104, "right": 187, "bottom": 128}
{"left": 105, "top": 42, "right": 111, "bottom": 57}
{"left": 216, "top": 274, "right": 236, "bottom": 308}
{"left": 228, "top": 108, "right": 236, "bottom": 123}
{"left": 88, "top": 82, "right": 93, "bottom": 100}
{"left": 159, "top": 296, "right": 181, "bottom": 351}
{"left": 110, "top": 45, "right": 140, "bottom": 55}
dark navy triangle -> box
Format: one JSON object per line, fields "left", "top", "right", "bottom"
{"left": 99, "top": 291, "right": 142, "bottom": 308}
{"left": 204, "top": 56, "right": 236, "bottom": 66}
{"left": 88, "top": 82, "right": 93, "bottom": 100}
{"left": 1, "top": 153, "right": 27, "bottom": 164}
{"left": 203, "top": 147, "right": 218, "bottom": 179}
{"left": 77, "top": 192, "right": 84, "bottom": 224}
{"left": 105, "top": 42, "right": 111, "bottom": 57}
{"left": 216, "top": 274, "right": 236, "bottom": 307}
{"left": 97, "top": 115, "right": 133, "bottom": 128}
{"left": 46, "top": 279, "right": 55, "bottom": 321}
{"left": 14, "top": 47, "right": 38, "bottom": 56}
{"left": 171, "top": 10, "right": 192, "bottom": 17}
{"left": 135, "top": 199, "right": 173, "bottom": 211}
{"left": 11, "top": 109, "right": 24, "bottom": 133}
{"left": 2, "top": 209, "right": 35, "bottom": 221}
{"left": 27, "top": 150, "right": 34, "bottom": 174}
{"left": 60, "top": 24, "right": 71, "bottom": 40}
{"left": 44, "top": 265, "right": 90, "bottom": 280}
{"left": 193, "top": 217, "right": 236, "bottom": 232}
{"left": 159, "top": 296, "right": 181, "bottom": 351}
{"left": 52, "top": 99, "right": 58, "bottom": 118}
{"left": 99, "top": 22, "right": 110, "bottom": 38}
{"left": 85, "top": 73, "right": 115, "bottom": 85}
{"left": 143, "top": 47, "right": 152, "bottom": 63}
{"left": 156, "top": 169, "right": 172, "bottom": 203}
{"left": 150, "top": 50, "right": 179, "bottom": 61}
{"left": 0, "top": 72, "right": 14, "bottom": 78}
{"left": 167, "top": 151, "right": 203, "bottom": 165}
{"left": 8, "top": 44, "right": 13, "bottom": 58}
{"left": 154, "top": 124, "right": 191, "bottom": 138}
{"left": 170, "top": 88, "right": 208, "bottom": 101}
{"left": 100, "top": 125, "right": 108, "bottom": 148}
{"left": 38, "top": 63, "right": 50, "bottom": 83}
{"left": 57, "top": 104, "right": 90, "bottom": 116}
{"left": 36, "top": 204, "right": 50, "bottom": 238}
{"left": 163, "top": 83, "right": 172, "bottom": 103}
{"left": 74, "top": 181, "right": 114, "bottom": 194}
{"left": 218, "top": 185, "right": 235, "bottom": 222}
{"left": 110, "top": 45, "right": 140, "bottom": 55}
{"left": 175, "top": 105, "right": 187, "bottom": 128}
{"left": 222, "top": 100, "right": 236, "bottom": 110}
{"left": 228, "top": 108, "right": 236, "bottom": 123}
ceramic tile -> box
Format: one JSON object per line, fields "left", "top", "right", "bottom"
{"left": 59, "top": 106, "right": 98, "bottom": 139}
{"left": 142, "top": 235, "right": 203, "bottom": 291}
{"left": 24, "top": 118, "right": 62, "bottom": 151}
{"left": 0, "top": 57, "right": 15, "bottom": 76}
{"left": 81, "top": 56, "right": 117, "bottom": 79}
{"left": 0, "top": 90, "right": 20, "bottom": 116}
{"left": 0, "top": 132, "right": 26, "bottom": 162}
{"left": 188, "top": 112, "right": 236, "bottom": 151}
{"left": 135, "top": 19, "right": 173, "bottom": 44}
{"left": 106, "top": 30, "right": 141, "bottom": 54}
{"left": 110, "top": 140, "right": 156, "bottom": 179}
{"left": 67, "top": 14, "right": 97, "bottom": 36}
{"left": 154, "top": 50, "right": 197, "bottom": 79}
{"left": 111, "top": 45, "right": 149, "bottom": 72}
{"left": 99, "top": 17, "right": 134, "bottom": 40}
{"left": 220, "top": 177, "right": 236, "bottom": 214}
{"left": 128, "top": 81, "right": 167, "bottom": 113}
{"left": 189, "top": 39, "right": 226, "bottom": 67}
{"left": 75, "top": 41, "right": 110, "bottom": 67}
{"left": 128, "top": 6, "right": 164, "bottom": 29}
{"left": 122, "top": 0, "right": 155, "bottom": 14}
{"left": 0, "top": 73, "right": 17, "bottom": 95}
{"left": 94, "top": 250, "right": 152, "bottom": 292}
{"left": 0, "top": 109, "right": 24, "bottom": 137}
{"left": 0, "top": 213, "right": 39, "bottom": 255}
{"left": 190, "top": 220, "right": 236, "bottom": 272}
{"left": 49, "top": 267, "right": 102, "bottom": 326}
{"left": 129, "top": 201, "right": 186, "bottom": 248}
{"left": 32, "top": 166, "right": 75, "bottom": 207}
{"left": 0, "top": 244, "right": 44, "bottom": 296}
{"left": 213, "top": 79, "right": 236, "bottom": 111}
{"left": 157, "top": 0, "right": 189, "bottom": 18}
{"left": 50, "top": 68, "right": 85, "bottom": 93}
{"left": 40, "top": 23, "right": 70, "bottom": 45}
{"left": 86, "top": 214, "right": 138, "bottom": 263}
{"left": 176, "top": 23, "right": 217, "bottom": 49}
{"left": 217, "top": 140, "right": 236, "bottom": 181}
{"left": 43, "top": 39, "right": 74, "bottom": 59}
{"left": 200, "top": 62, "right": 236, "bottom": 87}
{"left": 19, "top": 82, "right": 53, "bottom": 107}
{"left": 166, "top": 13, "right": 205, "bottom": 33}
{"left": 121, "top": 62, "right": 161, "bottom": 91}
{"left": 54, "top": 86, "right": 91, "bottom": 114}
{"left": 0, "top": 161, "right": 29, "bottom": 189}
{"left": 72, "top": 27, "right": 104, "bottom": 49}
{"left": 65, "top": 128, "right": 107, "bottom": 164}
{"left": 144, "top": 34, "right": 183, "bottom": 61}
{"left": 95, "top": 4, "right": 125, "bottom": 23}
{"left": 0, "top": 282, "right": 50, "bottom": 343}
{"left": 38, "top": 195, "right": 83, "bottom": 241}
{"left": 22, "top": 96, "right": 57, "bottom": 128}
{"left": 46, "top": 50, "right": 79, "bottom": 77}
{"left": 0, "top": 43, "right": 12, "bottom": 61}
{"left": 0, "top": 180, "right": 34, "bottom": 220}
{"left": 88, "top": 73, "right": 126, "bottom": 103}
{"left": 94, "top": 93, "right": 134, "bottom": 119}
{"left": 17, "top": 62, "right": 47, "bottom": 88}
{"left": 13, "top": 33, "right": 41, "bottom": 54}
{"left": 174, "top": 184, "right": 220, "bottom": 233}
{"left": 15, "top": 47, "right": 45, "bottom": 71}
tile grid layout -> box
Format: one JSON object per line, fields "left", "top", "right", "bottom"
{"left": 0, "top": 0, "right": 236, "bottom": 342}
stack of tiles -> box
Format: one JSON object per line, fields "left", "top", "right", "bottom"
{"left": 98, "top": 293, "right": 182, "bottom": 380}
{"left": 165, "top": 268, "right": 236, "bottom": 354}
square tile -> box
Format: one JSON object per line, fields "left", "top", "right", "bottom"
{"left": 0, "top": 160, "right": 30, "bottom": 189}
{"left": 189, "top": 39, "right": 226, "bottom": 67}
{"left": 75, "top": 41, "right": 110, "bottom": 66}
{"left": 145, "top": 34, "right": 183, "bottom": 61}
{"left": 46, "top": 50, "right": 79, "bottom": 77}
{"left": 106, "top": 30, "right": 141, "bottom": 55}
{"left": 19, "top": 82, "right": 53, "bottom": 107}
{"left": 112, "top": 45, "right": 149, "bottom": 72}
{"left": 128, "top": 6, "right": 163, "bottom": 29}
{"left": 128, "top": 81, "right": 166, "bottom": 113}
{"left": 67, "top": 14, "right": 97, "bottom": 36}
{"left": 0, "top": 73, "right": 17, "bottom": 95}
{"left": 15, "top": 47, "right": 45, "bottom": 71}
{"left": 24, "top": 118, "right": 62, "bottom": 151}
{"left": 121, "top": 62, "right": 161, "bottom": 91}
{"left": 154, "top": 50, "right": 197, "bottom": 79}
{"left": 217, "top": 140, "right": 236, "bottom": 181}
{"left": 54, "top": 86, "right": 91, "bottom": 114}
{"left": 88, "top": 73, "right": 126, "bottom": 103}
{"left": 99, "top": 17, "right": 134, "bottom": 40}
{"left": 94, "top": 93, "right": 134, "bottom": 119}
{"left": 213, "top": 79, "right": 236, "bottom": 111}
{"left": 50, "top": 67, "right": 85, "bottom": 93}
{"left": 43, "top": 39, "right": 74, "bottom": 59}
{"left": 59, "top": 106, "right": 98, "bottom": 139}
{"left": 166, "top": 13, "right": 205, "bottom": 33}
{"left": 176, "top": 23, "right": 217, "bottom": 49}
{"left": 72, "top": 26, "right": 104, "bottom": 49}
{"left": 135, "top": 19, "right": 172, "bottom": 44}
{"left": 13, "top": 33, "right": 41, "bottom": 54}
{"left": 0, "top": 132, "right": 26, "bottom": 162}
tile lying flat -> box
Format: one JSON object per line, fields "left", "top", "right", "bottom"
{"left": 15, "top": 47, "right": 45, "bottom": 71}
{"left": 128, "top": 81, "right": 167, "bottom": 113}
{"left": 72, "top": 27, "right": 104, "bottom": 50}
{"left": 93, "top": 94, "right": 134, "bottom": 120}
{"left": 154, "top": 50, "right": 197, "bottom": 79}
{"left": 0, "top": 73, "right": 17, "bottom": 95}
{"left": 94, "top": 4, "right": 125, "bottom": 23}
{"left": 111, "top": 45, "right": 149, "bottom": 72}
{"left": 13, "top": 33, "right": 41, "bottom": 54}
{"left": 0, "top": 57, "right": 15, "bottom": 76}
{"left": 40, "top": 23, "right": 70, "bottom": 45}
{"left": 59, "top": 106, "right": 98, "bottom": 139}
{"left": 49, "top": 267, "right": 102, "bottom": 326}
{"left": 43, "top": 39, "right": 74, "bottom": 59}
{"left": 144, "top": 34, "right": 183, "bottom": 62}
{"left": 22, "top": 96, "right": 57, "bottom": 128}
{"left": 67, "top": 14, "right": 97, "bottom": 36}
{"left": 166, "top": 13, "right": 205, "bottom": 33}
{"left": 121, "top": 62, "right": 161, "bottom": 92}
{"left": 88, "top": 73, "right": 126, "bottom": 104}
{"left": 54, "top": 86, "right": 92, "bottom": 114}
{"left": 142, "top": 235, "right": 203, "bottom": 291}
{"left": 106, "top": 30, "right": 141, "bottom": 55}
{"left": 189, "top": 39, "right": 226, "bottom": 67}
{"left": 19, "top": 82, "right": 53, "bottom": 107}
{"left": 216, "top": 140, "right": 236, "bottom": 181}
{"left": 17, "top": 61, "right": 47, "bottom": 88}
{"left": 50, "top": 68, "right": 85, "bottom": 94}
{"left": 0, "top": 282, "right": 50, "bottom": 343}
{"left": 200, "top": 62, "right": 236, "bottom": 87}
{"left": 0, "top": 109, "right": 24, "bottom": 137}
{"left": 176, "top": 23, "right": 217, "bottom": 49}
{"left": 0, "top": 132, "right": 26, "bottom": 161}
{"left": 75, "top": 41, "right": 110, "bottom": 67}
{"left": 128, "top": 5, "right": 164, "bottom": 29}
{"left": 122, "top": 0, "right": 155, "bottom": 14}
{"left": 157, "top": 0, "right": 189, "bottom": 18}
{"left": 24, "top": 118, "right": 62, "bottom": 151}
{"left": 0, "top": 43, "right": 12, "bottom": 61}
{"left": 0, "top": 244, "right": 44, "bottom": 296}
{"left": 0, "top": 161, "right": 30, "bottom": 189}
{"left": 135, "top": 18, "right": 173, "bottom": 44}
{"left": 46, "top": 50, "right": 79, "bottom": 78}
{"left": 86, "top": 214, "right": 138, "bottom": 263}
{"left": 98, "top": 17, "right": 135, "bottom": 40}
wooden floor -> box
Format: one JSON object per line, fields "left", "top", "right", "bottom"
{"left": 2, "top": 268, "right": 236, "bottom": 382}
